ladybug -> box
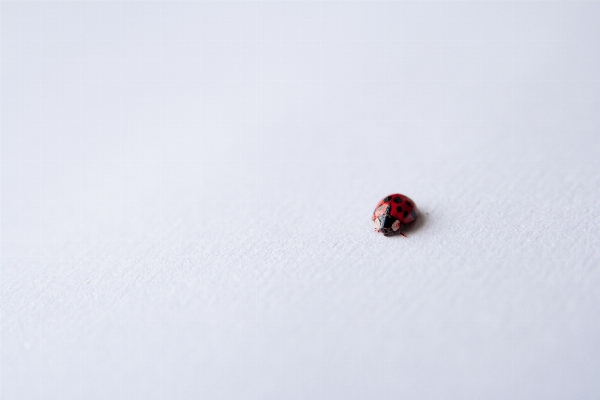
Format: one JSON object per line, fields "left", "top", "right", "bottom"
{"left": 372, "top": 193, "right": 418, "bottom": 236}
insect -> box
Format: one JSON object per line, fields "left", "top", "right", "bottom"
{"left": 372, "top": 194, "right": 418, "bottom": 237}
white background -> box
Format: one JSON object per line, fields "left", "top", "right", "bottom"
{"left": 2, "top": 1, "right": 600, "bottom": 399}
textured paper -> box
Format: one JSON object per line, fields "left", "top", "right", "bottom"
{"left": 2, "top": 2, "right": 600, "bottom": 399}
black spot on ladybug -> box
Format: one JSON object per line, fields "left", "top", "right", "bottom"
{"left": 403, "top": 211, "right": 408, "bottom": 218}
{"left": 383, "top": 196, "right": 391, "bottom": 202}
{"left": 396, "top": 206, "right": 403, "bottom": 213}
{"left": 406, "top": 201, "right": 413, "bottom": 208}
{"left": 393, "top": 197, "right": 402, "bottom": 203}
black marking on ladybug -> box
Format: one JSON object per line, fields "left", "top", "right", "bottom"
{"left": 393, "top": 197, "right": 402, "bottom": 203}
{"left": 406, "top": 201, "right": 413, "bottom": 208}
{"left": 396, "top": 206, "right": 402, "bottom": 212}
{"left": 384, "top": 196, "right": 391, "bottom": 202}
{"left": 403, "top": 211, "right": 408, "bottom": 218}
{"left": 380, "top": 215, "right": 399, "bottom": 236}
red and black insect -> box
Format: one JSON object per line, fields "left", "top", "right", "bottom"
{"left": 372, "top": 193, "right": 418, "bottom": 236}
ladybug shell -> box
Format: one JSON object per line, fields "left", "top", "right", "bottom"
{"left": 372, "top": 193, "right": 418, "bottom": 236}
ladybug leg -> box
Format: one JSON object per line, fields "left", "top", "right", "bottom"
{"left": 399, "top": 232, "right": 407, "bottom": 237}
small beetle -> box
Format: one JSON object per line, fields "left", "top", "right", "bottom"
{"left": 372, "top": 193, "right": 418, "bottom": 236}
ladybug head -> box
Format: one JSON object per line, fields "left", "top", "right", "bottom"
{"left": 373, "top": 204, "right": 402, "bottom": 236}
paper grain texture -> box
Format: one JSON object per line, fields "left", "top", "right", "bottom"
{"left": 2, "top": 2, "right": 600, "bottom": 399}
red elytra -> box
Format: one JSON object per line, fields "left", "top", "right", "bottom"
{"left": 372, "top": 193, "right": 418, "bottom": 236}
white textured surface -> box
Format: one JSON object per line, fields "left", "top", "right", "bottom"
{"left": 2, "top": 2, "right": 600, "bottom": 399}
